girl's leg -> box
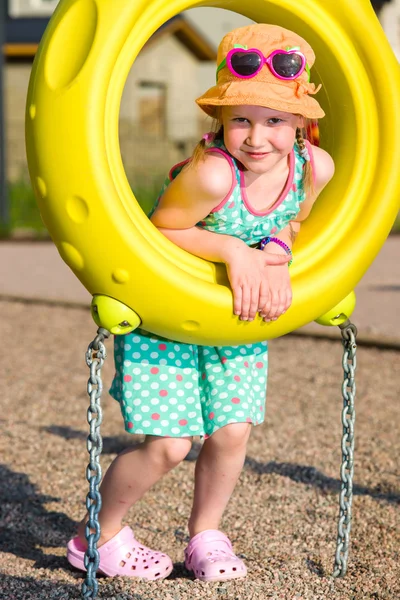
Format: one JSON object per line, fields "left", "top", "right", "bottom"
{"left": 78, "top": 435, "right": 192, "bottom": 547}
{"left": 188, "top": 423, "right": 251, "bottom": 537}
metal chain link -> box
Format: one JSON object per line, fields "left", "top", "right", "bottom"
{"left": 333, "top": 320, "right": 357, "bottom": 578}
{"left": 78, "top": 318, "right": 356, "bottom": 589}
{"left": 81, "top": 327, "right": 110, "bottom": 599}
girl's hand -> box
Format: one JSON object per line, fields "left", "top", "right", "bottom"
{"left": 258, "top": 251, "right": 292, "bottom": 322}
{"left": 225, "top": 245, "right": 290, "bottom": 321}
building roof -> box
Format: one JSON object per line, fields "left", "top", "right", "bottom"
{"left": 370, "top": 0, "right": 391, "bottom": 9}
{"left": 146, "top": 16, "right": 216, "bottom": 60}
{"left": 3, "top": 14, "right": 216, "bottom": 61}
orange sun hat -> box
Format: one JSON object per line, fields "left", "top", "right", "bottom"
{"left": 196, "top": 23, "right": 325, "bottom": 120}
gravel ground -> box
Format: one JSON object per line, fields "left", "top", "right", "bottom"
{"left": 0, "top": 300, "right": 399, "bottom": 600}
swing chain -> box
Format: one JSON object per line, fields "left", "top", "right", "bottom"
{"left": 333, "top": 320, "right": 357, "bottom": 578}
{"left": 79, "top": 318, "right": 356, "bottom": 590}
{"left": 82, "top": 327, "right": 110, "bottom": 599}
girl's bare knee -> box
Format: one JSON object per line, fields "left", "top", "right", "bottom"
{"left": 207, "top": 423, "right": 251, "bottom": 450}
{"left": 144, "top": 435, "right": 193, "bottom": 470}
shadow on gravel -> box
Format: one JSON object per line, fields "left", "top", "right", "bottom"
{"left": 369, "top": 284, "right": 400, "bottom": 292}
{"left": 44, "top": 425, "right": 135, "bottom": 455}
{"left": 0, "top": 465, "right": 76, "bottom": 568}
{"left": 44, "top": 427, "right": 400, "bottom": 505}
{"left": 0, "top": 574, "right": 80, "bottom": 600}
{"left": 243, "top": 457, "right": 400, "bottom": 505}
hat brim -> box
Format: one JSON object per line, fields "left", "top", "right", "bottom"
{"left": 196, "top": 80, "right": 325, "bottom": 120}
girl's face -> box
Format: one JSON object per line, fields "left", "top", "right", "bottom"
{"left": 221, "top": 105, "right": 302, "bottom": 175}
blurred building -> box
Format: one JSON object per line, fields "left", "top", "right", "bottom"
{"left": 376, "top": 0, "right": 400, "bottom": 59}
{"left": 2, "top": 1, "right": 398, "bottom": 186}
{"left": 4, "top": 2, "right": 218, "bottom": 184}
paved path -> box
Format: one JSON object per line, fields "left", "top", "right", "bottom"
{"left": 1, "top": 237, "right": 399, "bottom": 342}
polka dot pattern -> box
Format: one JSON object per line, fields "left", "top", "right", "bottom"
{"left": 108, "top": 138, "right": 309, "bottom": 439}
{"left": 109, "top": 332, "right": 268, "bottom": 438}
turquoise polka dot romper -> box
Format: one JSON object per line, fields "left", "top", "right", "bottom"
{"left": 109, "top": 140, "right": 309, "bottom": 439}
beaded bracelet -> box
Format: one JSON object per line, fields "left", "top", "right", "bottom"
{"left": 259, "top": 236, "right": 293, "bottom": 266}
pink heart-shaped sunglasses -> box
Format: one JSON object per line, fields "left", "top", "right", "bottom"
{"left": 216, "top": 47, "right": 310, "bottom": 82}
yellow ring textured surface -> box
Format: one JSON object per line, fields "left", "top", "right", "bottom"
{"left": 26, "top": 0, "right": 400, "bottom": 345}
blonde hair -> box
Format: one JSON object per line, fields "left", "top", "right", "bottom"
{"left": 189, "top": 108, "right": 224, "bottom": 169}
{"left": 189, "top": 110, "right": 318, "bottom": 198}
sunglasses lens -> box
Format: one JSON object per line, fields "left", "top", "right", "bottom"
{"left": 230, "top": 52, "right": 262, "bottom": 76}
{"left": 271, "top": 53, "right": 303, "bottom": 78}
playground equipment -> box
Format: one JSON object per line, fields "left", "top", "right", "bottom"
{"left": 25, "top": 0, "right": 400, "bottom": 597}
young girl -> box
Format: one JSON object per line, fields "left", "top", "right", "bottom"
{"left": 67, "top": 23, "right": 334, "bottom": 582}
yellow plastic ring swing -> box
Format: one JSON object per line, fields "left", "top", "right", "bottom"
{"left": 26, "top": 0, "right": 400, "bottom": 344}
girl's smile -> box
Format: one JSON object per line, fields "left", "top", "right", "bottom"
{"left": 222, "top": 105, "right": 301, "bottom": 175}
{"left": 245, "top": 150, "right": 272, "bottom": 159}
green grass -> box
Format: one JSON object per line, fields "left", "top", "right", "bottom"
{"left": 0, "top": 177, "right": 47, "bottom": 238}
{"left": 131, "top": 178, "right": 165, "bottom": 215}
{"left": 392, "top": 211, "right": 400, "bottom": 234}
{"left": 0, "top": 175, "right": 165, "bottom": 239}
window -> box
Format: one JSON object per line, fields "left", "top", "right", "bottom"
{"left": 137, "top": 81, "right": 166, "bottom": 138}
{"left": 9, "top": 0, "right": 60, "bottom": 18}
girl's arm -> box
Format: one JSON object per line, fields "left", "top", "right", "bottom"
{"left": 155, "top": 225, "right": 249, "bottom": 264}
{"left": 267, "top": 145, "right": 335, "bottom": 252}
{"left": 293, "top": 145, "right": 335, "bottom": 226}
{"left": 151, "top": 153, "right": 240, "bottom": 262}
{"left": 151, "top": 153, "right": 231, "bottom": 230}
{"left": 257, "top": 146, "right": 335, "bottom": 321}
{"left": 151, "top": 153, "right": 290, "bottom": 321}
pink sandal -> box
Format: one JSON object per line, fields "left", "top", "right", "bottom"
{"left": 184, "top": 530, "right": 247, "bottom": 582}
{"left": 67, "top": 526, "right": 173, "bottom": 580}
